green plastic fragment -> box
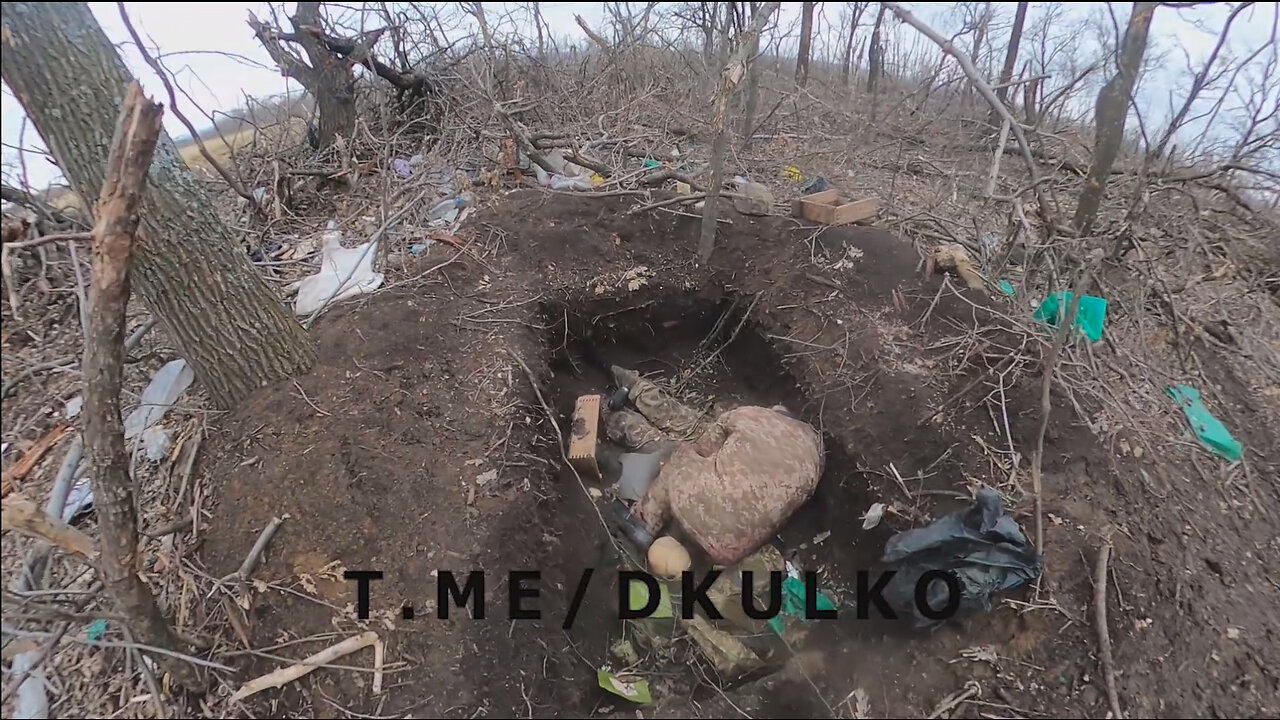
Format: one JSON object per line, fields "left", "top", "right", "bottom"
{"left": 997, "top": 280, "right": 1016, "bottom": 297}
{"left": 768, "top": 575, "right": 836, "bottom": 635}
{"left": 598, "top": 669, "right": 652, "bottom": 704}
{"left": 1034, "top": 291, "right": 1107, "bottom": 342}
{"left": 642, "top": 159, "right": 660, "bottom": 169}
{"left": 627, "top": 577, "right": 673, "bottom": 619}
{"left": 86, "top": 619, "right": 107, "bottom": 641}
{"left": 1166, "top": 385, "right": 1243, "bottom": 461}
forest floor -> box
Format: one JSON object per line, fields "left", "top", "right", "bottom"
{"left": 4, "top": 103, "right": 1278, "bottom": 720}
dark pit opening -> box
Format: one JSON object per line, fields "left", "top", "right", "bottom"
{"left": 534, "top": 289, "right": 919, "bottom": 705}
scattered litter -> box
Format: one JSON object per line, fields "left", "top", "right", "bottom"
{"left": 533, "top": 164, "right": 593, "bottom": 191}
{"left": 997, "top": 279, "right": 1016, "bottom": 296}
{"left": 141, "top": 427, "right": 171, "bottom": 463}
{"left": 86, "top": 619, "right": 107, "bottom": 641}
{"left": 597, "top": 669, "right": 651, "bottom": 704}
{"left": 801, "top": 175, "right": 831, "bottom": 194}
{"left": 880, "top": 489, "right": 1042, "bottom": 628}
{"left": 643, "top": 158, "right": 661, "bottom": 169}
{"left": 780, "top": 165, "right": 803, "bottom": 182}
{"left": 64, "top": 396, "right": 83, "bottom": 419}
{"left": 428, "top": 194, "right": 471, "bottom": 224}
{"left": 674, "top": 180, "right": 691, "bottom": 194}
{"left": 391, "top": 157, "right": 412, "bottom": 177}
{"left": 811, "top": 530, "right": 831, "bottom": 545}
{"left": 123, "top": 360, "right": 193, "bottom": 440}
{"left": 410, "top": 240, "right": 435, "bottom": 256}
{"left": 1034, "top": 291, "right": 1107, "bottom": 342}
{"left": 731, "top": 176, "right": 774, "bottom": 215}
{"left": 251, "top": 187, "right": 269, "bottom": 206}
{"left": 475, "top": 469, "right": 498, "bottom": 485}
{"left": 60, "top": 476, "right": 94, "bottom": 524}
{"left": 616, "top": 451, "right": 664, "bottom": 501}
{"left": 1166, "top": 385, "right": 1242, "bottom": 461}
{"left": 294, "top": 223, "right": 385, "bottom": 316}
{"left": 767, "top": 574, "right": 837, "bottom": 635}
{"left": 862, "top": 502, "right": 885, "bottom": 530}
{"left": 11, "top": 649, "right": 48, "bottom": 719}
{"left": 409, "top": 153, "right": 424, "bottom": 166}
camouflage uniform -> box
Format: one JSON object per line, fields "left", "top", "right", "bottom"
{"left": 603, "top": 366, "right": 825, "bottom": 567}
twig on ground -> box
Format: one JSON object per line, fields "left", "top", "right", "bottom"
{"left": 1095, "top": 534, "right": 1124, "bottom": 720}
{"left": 225, "top": 515, "right": 285, "bottom": 582}
{"left": 229, "top": 631, "right": 379, "bottom": 703}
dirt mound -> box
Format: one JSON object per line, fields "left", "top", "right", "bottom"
{"left": 194, "top": 191, "right": 1278, "bottom": 718}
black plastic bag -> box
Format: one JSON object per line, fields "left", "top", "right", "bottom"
{"left": 879, "top": 489, "right": 1042, "bottom": 628}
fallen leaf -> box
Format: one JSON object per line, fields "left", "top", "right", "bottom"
{"left": 476, "top": 469, "right": 498, "bottom": 485}
{"left": 861, "top": 502, "right": 885, "bottom": 530}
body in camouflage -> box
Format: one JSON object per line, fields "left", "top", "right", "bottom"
{"left": 602, "top": 367, "right": 825, "bottom": 566}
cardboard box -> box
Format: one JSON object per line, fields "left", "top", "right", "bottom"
{"left": 793, "top": 189, "right": 879, "bottom": 226}
{"left": 567, "top": 394, "right": 602, "bottom": 479}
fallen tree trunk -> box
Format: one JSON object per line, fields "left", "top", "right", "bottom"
{"left": 82, "top": 81, "right": 204, "bottom": 691}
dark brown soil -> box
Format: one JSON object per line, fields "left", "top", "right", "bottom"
{"left": 197, "top": 190, "right": 1278, "bottom": 718}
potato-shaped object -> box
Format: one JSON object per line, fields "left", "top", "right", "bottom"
{"left": 647, "top": 536, "right": 691, "bottom": 580}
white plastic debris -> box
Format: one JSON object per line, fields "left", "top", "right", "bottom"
{"left": 60, "top": 476, "right": 94, "bottom": 524}
{"left": 294, "top": 222, "right": 385, "bottom": 316}
{"left": 141, "top": 427, "right": 172, "bottom": 463}
{"left": 391, "top": 157, "right": 412, "bottom": 177}
{"left": 11, "top": 649, "right": 48, "bottom": 719}
{"left": 64, "top": 396, "right": 83, "bottom": 419}
{"left": 532, "top": 164, "right": 593, "bottom": 191}
{"left": 862, "top": 502, "right": 886, "bottom": 530}
{"left": 251, "top": 187, "right": 269, "bottom": 206}
{"left": 123, "top": 359, "right": 193, "bottom": 440}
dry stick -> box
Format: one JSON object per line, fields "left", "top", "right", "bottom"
{"left": 1, "top": 317, "right": 156, "bottom": 399}
{"left": 698, "top": 1, "right": 780, "bottom": 264}
{"left": 883, "top": 2, "right": 1054, "bottom": 230}
{"left": 80, "top": 80, "right": 205, "bottom": 691}
{"left": 985, "top": 117, "right": 1012, "bottom": 197}
{"left": 1, "top": 494, "right": 98, "bottom": 566}
{"left": 117, "top": 4, "right": 258, "bottom": 209}
{"left": 505, "top": 350, "right": 629, "bottom": 561}
{"left": 230, "top": 631, "right": 379, "bottom": 703}
{"left": 1, "top": 231, "right": 91, "bottom": 250}
{"left": 1094, "top": 536, "right": 1124, "bottom": 719}
{"left": 223, "top": 516, "right": 285, "bottom": 582}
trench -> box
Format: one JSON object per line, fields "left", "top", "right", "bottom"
{"left": 526, "top": 289, "right": 927, "bottom": 710}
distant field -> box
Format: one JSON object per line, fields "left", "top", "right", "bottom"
{"left": 176, "top": 119, "right": 305, "bottom": 170}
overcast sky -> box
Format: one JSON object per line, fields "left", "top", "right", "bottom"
{"left": 2, "top": 2, "right": 1273, "bottom": 190}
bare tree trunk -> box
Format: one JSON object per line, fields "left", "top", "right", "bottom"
{"left": 1073, "top": 2, "right": 1158, "bottom": 237}
{"left": 699, "top": 2, "right": 781, "bottom": 264}
{"left": 742, "top": 1, "right": 763, "bottom": 138}
{"left": 251, "top": 2, "right": 355, "bottom": 149}
{"left": 841, "top": 3, "right": 867, "bottom": 85}
{"left": 3, "top": 2, "right": 317, "bottom": 410}
{"left": 867, "top": 5, "right": 888, "bottom": 94}
{"left": 796, "top": 1, "right": 815, "bottom": 86}
{"left": 83, "top": 81, "right": 203, "bottom": 691}
{"left": 995, "top": 2, "right": 1029, "bottom": 107}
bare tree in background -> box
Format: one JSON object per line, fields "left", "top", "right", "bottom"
{"left": 796, "top": 1, "right": 815, "bottom": 87}
{"left": 1, "top": 1, "right": 317, "bottom": 410}
{"left": 992, "top": 1, "right": 1029, "bottom": 123}
{"left": 742, "top": 1, "right": 763, "bottom": 137}
{"left": 251, "top": 2, "right": 355, "bottom": 149}
{"left": 699, "top": 1, "right": 780, "bottom": 264}
{"left": 1074, "top": 2, "right": 1158, "bottom": 237}
{"left": 841, "top": 2, "right": 869, "bottom": 86}
{"left": 867, "top": 4, "right": 888, "bottom": 94}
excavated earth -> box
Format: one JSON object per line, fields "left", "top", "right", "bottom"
{"left": 197, "top": 190, "right": 1278, "bottom": 718}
